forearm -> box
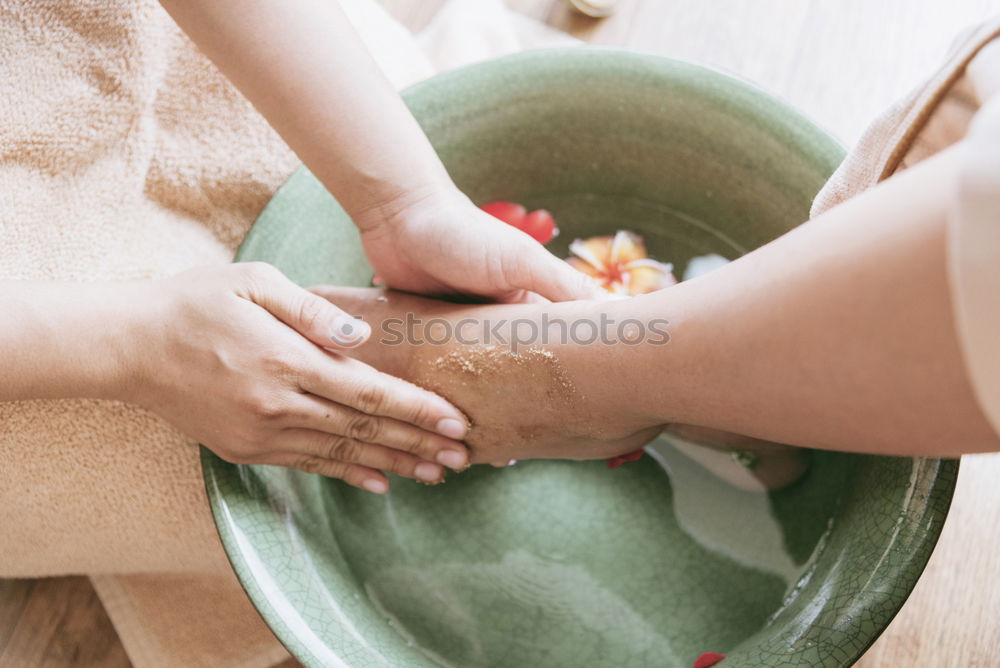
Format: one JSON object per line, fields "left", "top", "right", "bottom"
{"left": 0, "top": 282, "right": 140, "bottom": 402}
{"left": 159, "top": 0, "right": 453, "bottom": 225}
{"left": 625, "top": 144, "right": 998, "bottom": 456}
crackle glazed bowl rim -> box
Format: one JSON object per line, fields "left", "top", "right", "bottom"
{"left": 202, "top": 47, "right": 958, "bottom": 668}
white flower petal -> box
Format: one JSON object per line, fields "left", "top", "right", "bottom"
{"left": 567, "top": 238, "right": 606, "bottom": 271}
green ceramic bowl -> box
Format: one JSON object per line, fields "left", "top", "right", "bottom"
{"left": 202, "top": 49, "right": 957, "bottom": 668}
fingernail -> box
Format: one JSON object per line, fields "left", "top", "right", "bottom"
{"left": 436, "top": 449, "right": 467, "bottom": 470}
{"left": 415, "top": 462, "right": 443, "bottom": 483}
{"left": 331, "top": 315, "right": 370, "bottom": 346}
{"left": 435, "top": 418, "right": 467, "bottom": 439}
{"left": 362, "top": 478, "right": 387, "bottom": 494}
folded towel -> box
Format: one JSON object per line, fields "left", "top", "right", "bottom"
{"left": 811, "top": 18, "right": 1000, "bottom": 216}
{"left": 0, "top": 0, "right": 288, "bottom": 575}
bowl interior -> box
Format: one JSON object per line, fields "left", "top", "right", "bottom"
{"left": 205, "top": 49, "right": 957, "bottom": 668}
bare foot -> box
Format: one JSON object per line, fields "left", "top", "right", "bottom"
{"left": 309, "top": 286, "right": 665, "bottom": 466}
{"left": 665, "top": 424, "right": 810, "bottom": 491}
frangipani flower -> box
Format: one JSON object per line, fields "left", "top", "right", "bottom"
{"left": 565, "top": 230, "right": 676, "bottom": 296}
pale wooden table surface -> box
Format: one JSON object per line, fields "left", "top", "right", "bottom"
{"left": 3, "top": 1, "right": 1000, "bottom": 666}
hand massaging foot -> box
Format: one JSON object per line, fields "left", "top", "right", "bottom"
{"left": 309, "top": 286, "right": 664, "bottom": 466}
{"left": 313, "top": 286, "right": 809, "bottom": 489}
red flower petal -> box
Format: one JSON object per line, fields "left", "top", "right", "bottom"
{"left": 693, "top": 652, "right": 726, "bottom": 668}
{"left": 521, "top": 209, "right": 558, "bottom": 244}
{"left": 606, "top": 449, "right": 645, "bottom": 468}
{"left": 481, "top": 201, "right": 527, "bottom": 227}
{"left": 480, "top": 201, "right": 559, "bottom": 245}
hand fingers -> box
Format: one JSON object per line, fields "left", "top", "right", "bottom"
{"left": 285, "top": 393, "right": 469, "bottom": 470}
{"left": 262, "top": 452, "right": 390, "bottom": 494}
{"left": 237, "top": 261, "right": 372, "bottom": 349}
{"left": 299, "top": 352, "right": 469, "bottom": 440}
{"left": 489, "top": 288, "right": 552, "bottom": 305}
{"left": 508, "top": 240, "right": 609, "bottom": 302}
{"left": 307, "top": 285, "right": 387, "bottom": 305}
{"left": 277, "top": 428, "right": 446, "bottom": 484}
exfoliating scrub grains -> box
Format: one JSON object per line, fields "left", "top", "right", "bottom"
{"left": 479, "top": 200, "right": 678, "bottom": 468}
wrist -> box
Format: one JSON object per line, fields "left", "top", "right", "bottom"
{"left": 566, "top": 289, "right": 698, "bottom": 429}
{"left": 349, "top": 178, "right": 465, "bottom": 234}
{"left": 622, "top": 281, "right": 721, "bottom": 429}
{"left": 81, "top": 282, "right": 158, "bottom": 403}
{"left": 0, "top": 281, "right": 154, "bottom": 403}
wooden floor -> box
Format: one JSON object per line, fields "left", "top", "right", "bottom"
{"left": 4, "top": 0, "right": 1000, "bottom": 666}
{"left": 0, "top": 578, "right": 128, "bottom": 668}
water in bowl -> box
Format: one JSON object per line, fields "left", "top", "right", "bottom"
{"left": 316, "top": 438, "right": 852, "bottom": 668}
{"left": 531, "top": 191, "right": 751, "bottom": 273}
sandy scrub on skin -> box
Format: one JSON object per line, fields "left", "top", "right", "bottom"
{"left": 417, "top": 344, "right": 582, "bottom": 458}
{"left": 321, "top": 285, "right": 661, "bottom": 463}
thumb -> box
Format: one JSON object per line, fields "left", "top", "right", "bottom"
{"left": 515, "top": 244, "right": 610, "bottom": 302}
{"left": 241, "top": 263, "right": 372, "bottom": 349}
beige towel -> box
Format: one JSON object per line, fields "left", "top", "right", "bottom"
{"left": 0, "top": 0, "right": 292, "bottom": 577}
{"left": 811, "top": 18, "right": 1000, "bottom": 216}
{"left": 0, "top": 1, "right": 576, "bottom": 665}
{"left": 0, "top": 1, "right": 301, "bottom": 665}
